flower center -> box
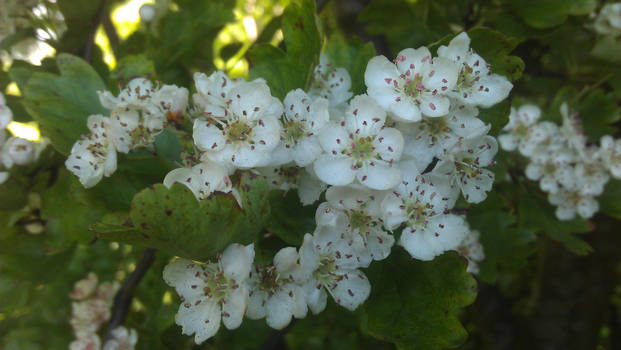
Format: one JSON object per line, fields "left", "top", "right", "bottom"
{"left": 514, "top": 124, "right": 530, "bottom": 139}
{"left": 457, "top": 64, "right": 478, "bottom": 88}
{"left": 203, "top": 265, "right": 235, "bottom": 302}
{"left": 405, "top": 201, "right": 433, "bottom": 228}
{"left": 421, "top": 117, "right": 450, "bottom": 140}
{"left": 349, "top": 136, "right": 376, "bottom": 167}
{"left": 403, "top": 74, "right": 426, "bottom": 98}
{"left": 227, "top": 120, "right": 253, "bottom": 143}
{"left": 283, "top": 120, "right": 306, "bottom": 144}
{"left": 314, "top": 255, "right": 339, "bottom": 286}
{"left": 348, "top": 209, "right": 373, "bottom": 232}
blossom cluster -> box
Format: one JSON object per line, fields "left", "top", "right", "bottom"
{"left": 500, "top": 103, "right": 621, "bottom": 220}
{"left": 0, "top": 92, "right": 47, "bottom": 184}
{"left": 157, "top": 31, "right": 509, "bottom": 344}
{"left": 68, "top": 272, "right": 138, "bottom": 350}
{"left": 65, "top": 78, "right": 188, "bottom": 188}
{"left": 591, "top": 2, "right": 621, "bottom": 36}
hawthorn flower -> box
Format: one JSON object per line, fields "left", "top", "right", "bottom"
{"left": 246, "top": 247, "right": 308, "bottom": 329}
{"left": 103, "top": 326, "right": 138, "bottom": 350}
{"left": 192, "top": 71, "right": 239, "bottom": 118}
{"left": 600, "top": 135, "right": 621, "bottom": 178}
{"left": 1, "top": 136, "right": 36, "bottom": 166}
{"left": 524, "top": 148, "right": 575, "bottom": 194}
{"left": 0, "top": 92, "right": 12, "bottom": 129}
{"left": 257, "top": 164, "right": 327, "bottom": 205}
{"left": 308, "top": 54, "right": 353, "bottom": 120}
{"left": 193, "top": 80, "right": 283, "bottom": 169}
{"left": 548, "top": 188, "right": 599, "bottom": 220}
{"left": 456, "top": 229, "right": 485, "bottom": 274}
{"left": 433, "top": 135, "right": 498, "bottom": 203}
{"left": 365, "top": 46, "right": 458, "bottom": 122}
{"left": 592, "top": 3, "right": 621, "bottom": 36}
{"left": 163, "top": 161, "right": 232, "bottom": 200}
{"left": 574, "top": 148, "right": 609, "bottom": 196}
{"left": 70, "top": 298, "right": 112, "bottom": 333}
{"left": 98, "top": 78, "right": 157, "bottom": 111}
{"left": 499, "top": 105, "right": 553, "bottom": 156}
{"left": 152, "top": 84, "right": 189, "bottom": 120}
{"left": 70, "top": 272, "right": 99, "bottom": 301}
{"left": 560, "top": 103, "right": 587, "bottom": 156}
{"left": 163, "top": 244, "right": 255, "bottom": 344}
{"left": 270, "top": 89, "right": 329, "bottom": 166}
{"left": 299, "top": 230, "right": 371, "bottom": 313}
{"left": 381, "top": 175, "right": 468, "bottom": 261}
{"left": 70, "top": 332, "right": 101, "bottom": 350}
{"left": 314, "top": 95, "right": 404, "bottom": 190}
{"left": 66, "top": 115, "right": 117, "bottom": 188}
{"left": 319, "top": 185, "right": 395, "bottom": 261}
{"left": 437, "top": 32, "right": 513, "bottom": 108}
{"left": 400, "top": 100, "right": 488, "bottom": 171}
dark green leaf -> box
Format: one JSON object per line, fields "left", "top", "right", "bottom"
{"left": 467, "top": 27, "right": 525, "bottom": 82}
{"left": 324, "top": 34, "right": 376, "bottom": 95}
{"left": 266, "top": 190, "right": 316, "bottom": 246}
{"left": 507, "top": 0, "right": 597, "bottom": 29}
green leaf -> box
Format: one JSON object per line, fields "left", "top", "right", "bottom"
{"left": 477, "top": 99, "right": 511, "bottom": 136}
{"left": 324, "top": 34, "right": 376, "bottom": 95}
{"left": 93, "top": 173, "right": 270, "bottom": 260}
{"left": 518, "top": 182, "right": 593, "bottom": 255}
{"left": 265, "top": 190, "right": 316, "bottom": 246}
{"left": 467, "top": 191, "right": 536, "bottom": 282}
{"left": 576, "top": 89, "right": 621, "bottom": 141}
{"left": 0, "top": 28, "right": 36, "bottom": 51}
{"left": 22, "top": 53, "right": 107, "bottom": 155}
{"left": 507, "top": 0, "right": 597, "bottom": 29}
{"left": 467, "top": 27, "right": 525, "bottom": 82}
{"left": 360, "top": 250, "right": 477, "bottom": 349}
{"left": 599, "top": 180, "right": 621, "bottom": 220}
{"left": 111, "top": 54, "right": 156, "bottom": 86}
{"left": 248, "top": 0, "right": 322, "bottom": 99}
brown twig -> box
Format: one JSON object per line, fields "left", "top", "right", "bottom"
{"left": 103, "top": 248, "right": 156, "bottom": 342}
{"left": 83, "top": 0, "right": 109, "bottom": 62}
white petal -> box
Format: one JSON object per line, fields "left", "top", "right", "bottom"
{"left": 329, "top": 270, "right": 371, "bottom": 311}
{"left": 175, "top": 299, "right": 221, "bottom": 344}
{"left": 313, "top": 155, "right": 356, "bottom": 186}
{"left": 221, "top": 287, "right": 248, "bottom": 330}
{"left": 221, "top": 243, "right": 255, "bottom": 282}
{"left": 357, "top": 161, "right": 401, "bottom": 190}
{"left": 162, "top": 259, "right": 205, "bottom": 300}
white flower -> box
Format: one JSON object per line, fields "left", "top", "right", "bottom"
{"left": 314, "top": 94, "right": 404, "bottom": 190}
{"left": 365, "top": 47, "right": 458, "bottom": 122}
{"left": 433, "top": 135, "right": 498, "bottom": 203}
{"left": 299, "top": 230, "right": 371, "bottom": 313}
{"left": 308, "top": 54, "right": 353, "bottom": 114}
{"left": 257, "top": 164, "right": 327, "bottom": 205}
{"left": 0, "top": 171, "right": 8, "bottom": 184}
{"left": 381, "top": 175, "right": 468, "bottom": 261}
{"left": 560, "top": 103, "right": 587, "bottom": 156}
{"left": 573, "top": 147, "right": 609, "bottom": 196}
{"left": 162, "top": 243, "right": 255, "bottom": 344}
{"left": 592, "top": 3, "right": 621, "bottom": 36}
{"left": 270, "top": 89, "right": 329, "bottom": 167}
{"left": 98, "top": 78, "right": 157, "bottom": 111}
{"left": 66, "top": 116, "right": 117, "bottom": 188}
{"left": 163, "top": 161, "right": 232, "bottom": 200}
{"left": 70, "top": 299, "right": 112, "bottom": 333}
{"left": 1, "top": 136, "right": 36, "bottom": 166}
{"left": 548, "top": 188, "right": 599, "bottom": 220}
{"left": 139, "top": 4, "right": 156, "bottom": 22}
{"left": 400, "top": 100, "right": 488, "bottom": 171}
{"left": 456, "top": 229, "right": 485, "bottom": 274}
{"left": 524, "top": 148, "right": 575, "bottom": 194}
{"left": 152, "top": 84, "right": 189, "bottom": 118}
{"left": 70, "top": 272, "right": 99, "bottom": 301}
{"left": 499, "top": 105, "right": 550, "bottom": 156}
{"left": 70, "top": 332, "right": 101, "bottom": 350}
{"left": 246, "top": 247, "right": 308, "bottom": 329}
{"left": 103, "top": 326, "right": 138, "bottom": 350}
{"left": 193, "top": 80, "right": 283, "bottom": 169}
{"left": 0, "top": 92, "right": 13, "bottom": 129}
{"left": 94, "top": 281, "right": 120, "bottom": 304}
{"left": 600, "top": 135, "right": 621, "bottom": 178}
{"left": 192, "top": 71, "right": 239, "bottom": 118}
{"left": 437, "top": 32, "right": 513, "bottom": 108}
{"left": 320, "top": 185, "right": 395, "bottom": 261}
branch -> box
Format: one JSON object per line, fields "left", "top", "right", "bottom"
{"left": 83, "top": 0, "right": 109, "bottom": 62}
{"left": 103, "top": 248, "right": 156, "bottom": 342}
{"left": 260, "top": 319, "right": 296, "bottom": 350}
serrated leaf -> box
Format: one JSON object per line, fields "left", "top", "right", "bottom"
{"left": 599, "top": 180, "right": 621, "bottom": 220}
{"left": 477, "top": 99, "right": 511, "bottom": 136}
{"left": 576, "top": 89, "right": 621, "bottom": 141}
{"left": 324, "top": 34, "right": 376, "bottom": 95}
{"left": 265, "top": 190, "right": 316, "bottom": 246}
{"left": 507, "top": 0, "right": 597, "bottom": 29}
{"left": 93, "top": 173, "right": 270, "bottom": 260}
{"left": 467, "top": 27, "right": 525, "bottom": 82}
{"left": 22, "top": 53, "right": 107, "bottom": 155}
{"left": 360, "top": 250, "right": 477, "bottom": 349}
{"left": 248, "top": 0, "right": 321, "bottom": 99}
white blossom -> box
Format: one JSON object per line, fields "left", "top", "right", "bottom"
{"left": 192, "top": 71, "right": 240, "bottom": 118}
{"left": 193, "top": 80, "right": 283, "bottom": 170}
{"left": 499, "top": 104, "right": 549, "bottom": 156}
{"left": 433, "top": 135, "right": 498, "bottom": 203}
{"left": 103, "top": 326, "right": 138, "bottom": 350}
{"left": 437, "top": 32, "right": 513, "bottom": 108}
{"left": 246, "top": 247, "right": 308, "bottom": 329}
{"left": 163, "top": 161, "right": 232, "bottom": 200}
{"left": 308, "top": 54, "right": 353, "bottom": 120}
{"left": 152, "top": 84, "right": 189, "bottom": 119}
{"left": 456, "top": 229, "right": 485, "bottom": 274}
{"left": 592, "top": 3, "right": 621, "bottom": 36}
{"left": 1, "top": 136, "right": 36, "bottom": 166}
{"left": 365, "top": 46, "right": 458, "bottom": 122}
{"left": 548, "top": 188, "right": 599, "bottom": 220}
{"left": 257, "top": 164, "right": 327, "bottom": 205}
{"left": 0, "top": 92, "right": 13, "bottom": 129}
{"left": 299, "top": 230, "right": 371, "bottom": 313}
{"left": 70, "top": 272, "right": 99, "bottom": 301}
{"left": 381, "top": 174, "right": 468, "bottom": 261}
{"left": 270, "top": 89, "right": 329, "bottom": 167}
{"left": 600, "top": 135, "right": 621, "bottom": 178}
{"left": 65, "top": 115, "right": 117, "bottom": 188}
{"left": 70, "top": 332, "right": 101, "bottom": 350}
{"left": 163, "top": 243, "right": 255, "bottom": 344}
{"left": 314, "top": 94, "right": 404, "bottom": 190}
